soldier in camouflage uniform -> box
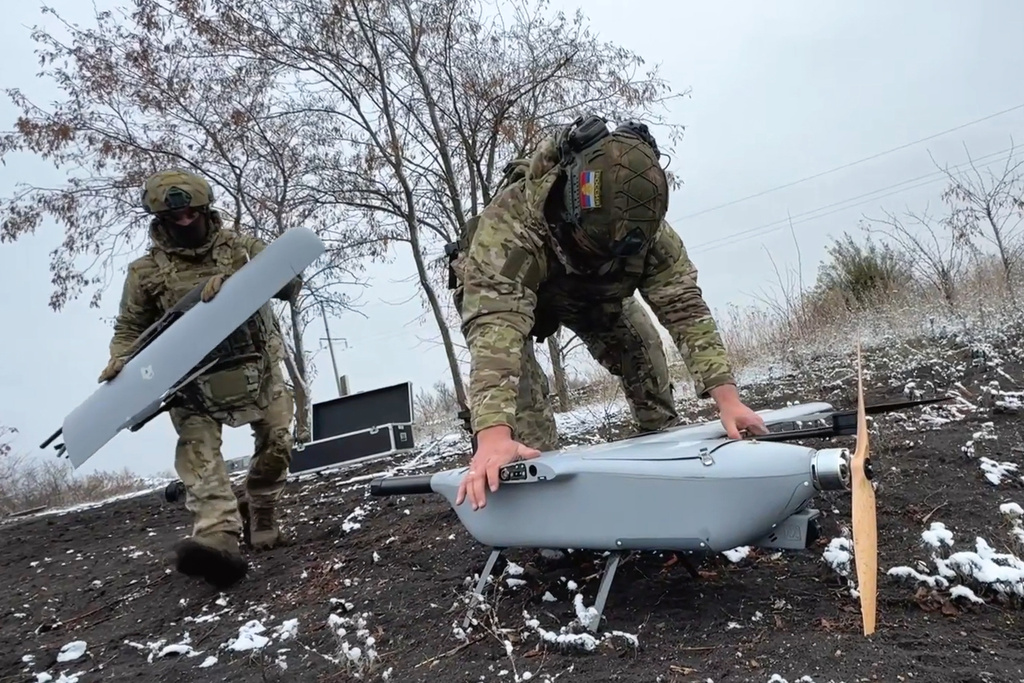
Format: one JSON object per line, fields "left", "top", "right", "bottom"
{"left": 98, "top": 169, "right": 302, "bottom": 588}
{"left": 446, "top": 115, "right": 768, "bottom": 510}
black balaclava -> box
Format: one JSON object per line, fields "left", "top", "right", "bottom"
{"left": 160, "top": 207, "right": 211, "bottom": 249}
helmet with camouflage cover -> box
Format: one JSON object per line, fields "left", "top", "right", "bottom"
{"left": 141, "top": 168, "right": 214, "bottom": 214}
{"left": 141, "top": 168, "right": 219, "bottom": 250}
{"left": 550, "top": 115, "right": 669, "bottom": 265}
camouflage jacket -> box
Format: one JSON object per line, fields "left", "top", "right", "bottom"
{"left": 452, "top": 138, "right": 736, "bottom": 434}
{"left": 108, "top": 210, "right": 298, "bottom": 424}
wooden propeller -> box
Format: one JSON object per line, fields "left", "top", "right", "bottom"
{"left": 851, "top": 343, "right": 878, "bottom": 636}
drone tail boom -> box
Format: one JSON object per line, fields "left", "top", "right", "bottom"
{"left": 370, "top": 473, "right": 434, "bottom": 496}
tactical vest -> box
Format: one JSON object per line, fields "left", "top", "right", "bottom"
{"left": 147, "top": 233, "right": 276, "bottom": 426}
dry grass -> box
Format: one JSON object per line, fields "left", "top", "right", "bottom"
{"left": 718, "top": 254, "right": 1023, "bottom": 375}
{"left": 0, "top": 450, "right": 157, "bottom": 517}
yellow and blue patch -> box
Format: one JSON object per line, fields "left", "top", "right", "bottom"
{"left": 579, "top": 170, "right": 601, "bottom": 209}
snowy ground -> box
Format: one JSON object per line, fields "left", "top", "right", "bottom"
{"left": 4, "top": 319, "right": 1024, "bottom": 682}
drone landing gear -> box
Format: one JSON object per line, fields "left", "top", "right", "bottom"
{"left": 463, "top": 548, "right": 505, "bottom": 630}
{"left": 589, "top": 551, "right": 624, "bottom": 632}
{"left": 462, "top": 548, "right": 636, "bottom": 634}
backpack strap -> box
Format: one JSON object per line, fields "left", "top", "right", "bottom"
{"left": 151, "top": 249, "right": 171, "bottom": 270}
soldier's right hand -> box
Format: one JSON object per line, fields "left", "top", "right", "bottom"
{"left": 97, "top": 357, "right": 126, "bottom": 383}
{"left": 456, "top": 426, "right": 541, "bottom": 511}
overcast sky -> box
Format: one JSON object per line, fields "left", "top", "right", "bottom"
{"left": 2, "top": 0, "right": 1022, "bottom": 478}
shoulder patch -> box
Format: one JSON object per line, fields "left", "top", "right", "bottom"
{"left": 579, "top": 170, "right": 601, "bottom": 209}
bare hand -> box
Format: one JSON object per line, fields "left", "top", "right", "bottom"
{"left": 709, "top": 384, "right": 768, "bottom": 439}
{"left": 456, "top": 427, "right": 541, "bottom": 511}
{"left": 719, "top": 401, "right": 768, "bottom": 439}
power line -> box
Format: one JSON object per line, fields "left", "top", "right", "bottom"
{"left": 670, "top": 102, "right": 1024, "bottom": 222}
{"left": 308, "top": 140, "right": 1019, "bottom": 347}
{"left": 686, "top": 145, "right": 1017, "bottom": 257}
{"left": 687, "top": 144, "right": 1013, "bottom": 252}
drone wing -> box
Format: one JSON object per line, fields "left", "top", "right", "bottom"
{"left": 851, "top": 343, "right": 878, "bottom": 636}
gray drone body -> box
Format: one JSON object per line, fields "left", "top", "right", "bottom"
{"left": 40, "top": 227, "right": 326, "bottom": 468}
{"left": 373, "top": 402, "right": 851, "bottom": 555}
{"left": 370, "top": 384, "right": 944, "bottom": 632}
{"left": 370, "top": 402, "right": 855, "bottom": 632}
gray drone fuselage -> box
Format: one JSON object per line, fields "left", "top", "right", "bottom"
{"left": 375, "top": 402, "right": 852, "bottom": 554}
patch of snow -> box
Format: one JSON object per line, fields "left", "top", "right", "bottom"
{"left": 962, "top": 421, "right": 997, "bottom": 457}
{"left": 274, "top": 618, "right": 299, "bottom": 641}
{"left": 979, "top": 457, "right": 1022, "bottom": 486}
{"left": 225, "top": 620, "right": 270, "bottom": 651}
{"left": 571, "top": 594, "right": 600, "bottom": 632}
{"left": 326, "top": 612, "right": 381, "bottom": 679}
{"left": 887, "top": 510, "right": 1024, "bottom": 604}
{"left": 921, "top": 522, "right": 954, "bottom": 549}
{"left": 822, "top": 537, "right": 852, "bottom": 578}
{"left": 342, "top": 506, "right": 370, "bottom": 533}
{"left": 56, "top": 641, "right": 86, "bottom": 663}
{"left": 521, "top": 610, "right": 637, "bottom": 653}
{"left": 722, "top": 546, "right": 750, "bottom": 563}
{"left": 554, "top": 398, "right": 631, "bottom": 440}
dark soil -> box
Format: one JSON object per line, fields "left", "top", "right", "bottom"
{"left": 4, "top": 330, "right": 1024, "bottom": 683}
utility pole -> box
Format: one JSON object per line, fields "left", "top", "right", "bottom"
{"left": 319, "top": 302, "right": 349, "bottom": 397}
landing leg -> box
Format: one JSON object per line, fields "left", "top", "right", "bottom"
{"left": 463, "top": 548, "right": 503, "bottom": 630}
{"left": 677, "top": 552, "right": 702, "bottom": 579}
{"left": 588, "top": 551, "right": 624, "bottom": 634}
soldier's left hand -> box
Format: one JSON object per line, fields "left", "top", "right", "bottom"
{"left": 201, "top": 273, "right": 227, "bottom": 302}
{"left": 719, "top": 400, "right": 768, "bottom": 439}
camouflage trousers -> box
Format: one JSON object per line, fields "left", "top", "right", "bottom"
{"left": 169, "top": 378, "right": 295, "bottom": 540}
{"left": 512, "top": 295, "right": 678, "bottom": 451}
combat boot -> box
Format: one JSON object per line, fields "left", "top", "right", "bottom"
{"left": 239, "top": 498, "right": 283, "bottom": 550}
{"left": 173, "top": 530, "right": 248, "bottom": 589}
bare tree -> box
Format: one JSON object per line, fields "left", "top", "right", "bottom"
{"left": 859, "top": 205, "right": 971, "bottom": 307}
{"left": 0, "top": 424, "right": 15, "bottom": 459}
{"left": 934, "top": 141, "right": 1024, "bottom": 297}
{"left": 537, "top": 327, "right": 591, "bottom": 411}
{"left": 0, "top": 3, "right": 390, "bottom": 438}
{"left": 167, "top": 0, "right": 687, "bottom": 415}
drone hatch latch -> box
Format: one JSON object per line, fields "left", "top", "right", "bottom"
{"left": 699, "top": 448, "right": 714, "bottom": 466}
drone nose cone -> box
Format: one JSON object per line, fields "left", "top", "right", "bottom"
{"left": 811, "top": 448, "right": 851, "bottom": 491}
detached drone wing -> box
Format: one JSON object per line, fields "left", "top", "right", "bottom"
{"left": 851, "top": 343, "right": 878, "bottom": 636}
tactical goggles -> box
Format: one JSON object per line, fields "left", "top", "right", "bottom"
{"left": 158, "top": 206, "right": 201, "bottom": 225}
{"left": 163, "top": 187, "right": 194, "bottom": 210}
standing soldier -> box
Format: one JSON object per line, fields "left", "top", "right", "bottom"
{"left": 446, "top": 115, "right": 768, "bottom": 511}
{"left": 99, "top": 168, "right": 302, "bottom": 588}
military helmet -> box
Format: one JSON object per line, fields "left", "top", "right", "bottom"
{"left": 141, "top": 168, "right": 214, "bottom": 214}
{"left": 555, "top": 115, "right": 668, "bottom": 261}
